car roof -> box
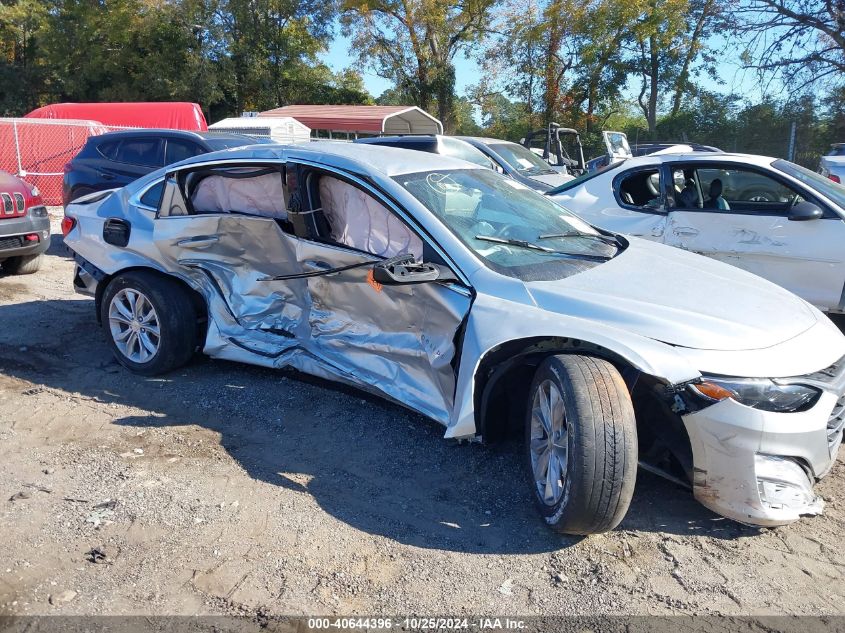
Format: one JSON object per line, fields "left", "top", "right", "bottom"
{"left": 91, "top": 129, "right": 259, "bottom": 143}
{"left": 457, "top": 136, "right": 519, "bottom": 147}
{"left": 158, "top": 140, "right": 481, "bottom": 177}
{"left": 613, "top": 151, "right": 778, "bottom": 168}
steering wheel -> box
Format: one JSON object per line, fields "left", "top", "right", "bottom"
{"left": 494, "top": 224, "right": 517, "bottom": 238}
{"left": 425, "top": 172, "right": 461, "bottom": 194}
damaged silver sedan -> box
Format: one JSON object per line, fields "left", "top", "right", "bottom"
{"left": 64, "top": 142, "right": 845, "bottom": 534}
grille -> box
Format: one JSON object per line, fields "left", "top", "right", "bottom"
{"left": 13, "top": 193, "right": 24, "bottom": 213}
{"left": 828, "top": 392, "right": 845, "bottom": 451}
{"left": 1, "top": 193, "right": 12, "bottom": 215}
{"left": 0, "top": 236, "right": 23, "bottom": 250}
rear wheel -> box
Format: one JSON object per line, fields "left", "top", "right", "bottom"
{"left": 70, "top": 186, "right": 97, "bottom": 203}
{"left": 525, "top": 354, "right": 637, "bottom": 535}
{"left": 101, "top": 271, "right": 199, "bottom": 375}
{"left": 4, "top": 253, "right": 43, "bottom": 275}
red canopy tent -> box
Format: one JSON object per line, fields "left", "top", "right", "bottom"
{"left": 25, "top": 102, "right": 208, "bottom": 131}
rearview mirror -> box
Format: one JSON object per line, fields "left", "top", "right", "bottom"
{"left": 788, "top": 201, "right": 823, "bottom": 221}
{"left": 372, "top": 257, "right": 442, "bottom": 285}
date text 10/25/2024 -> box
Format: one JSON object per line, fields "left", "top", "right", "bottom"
{"left": 307, "top": 618, "right": 527, "bottom": 630}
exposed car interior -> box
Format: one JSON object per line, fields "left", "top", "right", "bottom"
{"left": 168, "top": 164, "right": 423, "bottom": 259}
{"left": 618, "top": 169, "right": 661, "bottom": 207}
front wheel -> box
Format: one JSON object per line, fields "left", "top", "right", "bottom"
{"left": 525, "top": 354, "right": 637, "bottom": 535}
{"left": 101, "top": 271, "right": 199, "bottom": 376}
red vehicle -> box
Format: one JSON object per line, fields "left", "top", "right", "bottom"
{"left": 0, "top": 170, "right": 50, "bottom": 274}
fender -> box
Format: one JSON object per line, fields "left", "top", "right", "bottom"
{"left": 446, "top": 292, "right": 701, "bottom": 439}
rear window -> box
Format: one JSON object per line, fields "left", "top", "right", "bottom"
{"left": 139, "top": 181, "right": 164, "bottom": 208}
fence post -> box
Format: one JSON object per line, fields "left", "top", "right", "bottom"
{"left": 787, "top": 121, "right": 797, "bottom": 162}
{"left": 12, "top": 119, "right": 23, "bottom": 176}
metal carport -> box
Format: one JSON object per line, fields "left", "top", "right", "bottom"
{"left": 257, "top": 105, "right": 443, "bottom": 138}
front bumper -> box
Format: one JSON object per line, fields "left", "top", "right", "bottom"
{"left": 683, "top": 380, "right": 844, "bottom": 526}
{"left": 0, "top": 213, "right": 50, "bottom": 259}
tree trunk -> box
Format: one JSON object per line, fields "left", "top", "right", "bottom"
{"left": 647, "top": 34, "right": 658, "bottom": 134}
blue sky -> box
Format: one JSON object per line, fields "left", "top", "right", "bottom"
{"left": 320, "top": 31, "right": 771, "bottom": 108}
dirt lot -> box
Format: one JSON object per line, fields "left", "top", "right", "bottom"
{"left": 0, "top": 211, "right": 843, "bottom": 618}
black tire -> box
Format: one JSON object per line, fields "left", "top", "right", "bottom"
{"left": 100, "top": 271, "right": 199, "bottom": 376}
{"left": 525, "top": 354, "right": 637, "bottom": 535}
{"left": 4, "top": 253, "right": 43, "bottom": 275}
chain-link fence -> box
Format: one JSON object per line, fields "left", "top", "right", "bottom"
{"left": 0, "top": 118, "right": 112, "bottom": 206}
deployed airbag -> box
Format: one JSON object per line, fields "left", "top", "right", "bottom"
{"left": 191, "top": 171, "right": 287, "bottom": 219}
{"left": 318, "top": 175, "right": 423, "bottom": 258}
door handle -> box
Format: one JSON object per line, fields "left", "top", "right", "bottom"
{"left": 177, "top": 235, "right": 219, "bottom": 249}
{"left": 674, "top": 228, "right": 699, "bottom": 237}
{"left": 303, "top": 259, "right": 339, "bottom": 276}
{"left": 98, "top": 172, "right": 115, "bottom": 180}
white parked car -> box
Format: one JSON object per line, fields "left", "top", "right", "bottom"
{"left": 549, "top": 151, "right": 845, "bottom": 313}
{"left": 63, "top": 143, "right": 845, "bottom": 533}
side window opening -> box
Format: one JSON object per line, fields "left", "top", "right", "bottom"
{"left": 618, "top": 169, "right": 661, "bottom": 209}
{"left": 117, "top": 138, "right": 163, "bottom": 167}
{"left": 97, "top": 140, "right": 121, "bottom": 161}
{"left": 165, "top": 139, "right": 204, "bottom": 164}
{"left": 157, "top": 165, "right": 289, "bottom": 226}
{"left": 670, "top": 165, "right": 805, "bottom": 214}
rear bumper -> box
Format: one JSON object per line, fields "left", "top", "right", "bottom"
{"left": 72, "top": 256, "right": 105, "bottom": 297}
{"left": 0, "top": 214, "right": 50, "bottom": 259}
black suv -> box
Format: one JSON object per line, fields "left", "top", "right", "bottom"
{"left": 62, "top": 129, "right": 271, "bottom": 206}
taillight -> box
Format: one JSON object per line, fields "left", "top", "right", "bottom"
{"left": 829, "top": 174, "right": 841, "bottom": 184}
{"left": 61, "top": 216, "right": 76, "bottom": 236}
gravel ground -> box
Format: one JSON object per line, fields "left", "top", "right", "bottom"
{"left": 0, "top": 211, "right": 843, "bottom": 618}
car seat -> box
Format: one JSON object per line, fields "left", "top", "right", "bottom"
{"left": 678, "top": 179, "right": 698, "bottom": 208}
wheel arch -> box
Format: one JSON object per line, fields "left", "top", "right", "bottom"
{"left": 472, "top": 335, "right": 696, "bottom": 484}
{"left": 473, "top": 336, "right": 645, "bottom": 443}
{"left": 95, "top": 266, "right": 208, "bottom": 336}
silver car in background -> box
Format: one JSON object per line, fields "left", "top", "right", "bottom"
{"left": 63, "top": 143, "right": 845, "bottom": 534}
{"left": 819, "top": 143, "right": 845, "bottom": 184}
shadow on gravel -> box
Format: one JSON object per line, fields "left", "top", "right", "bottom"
{"left": 0, "top": 298, "right": 764, "bottom": 553}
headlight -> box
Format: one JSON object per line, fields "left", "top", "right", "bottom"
{"left": 690, "top": 376, "right": 821, "bottom": 413}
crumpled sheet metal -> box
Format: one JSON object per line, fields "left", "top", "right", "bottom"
{"left": 154, "top": 215, "right": 470, "bottom": 425}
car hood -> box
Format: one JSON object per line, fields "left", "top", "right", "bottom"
{"left": 527, "top": 171, "right": 574, "bottom": 188}
{"left": 524, "top": 237, "right": 819, "bottom": 352}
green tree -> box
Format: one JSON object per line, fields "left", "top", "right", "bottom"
{"left": 341, "top": 0, "right": 495, "bottom": 132}
{"left": 0, "top": 0, "right": 51, "bottom": 114}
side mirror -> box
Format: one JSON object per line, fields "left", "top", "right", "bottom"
{"left": 788, "top": 201, "right": 823, "bottom": 221}
{"left": 372, "top": 256, "right": 444, "bottom": 285}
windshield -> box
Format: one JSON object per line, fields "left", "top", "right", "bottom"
{"left": 488, "top": 143, "right": 556, "bottom": 175}
{"left": 394, "top": 168, "right": 618, "bottom": 279}
{"left": 773, "top": 159, "right": 845, "bottom": 209}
